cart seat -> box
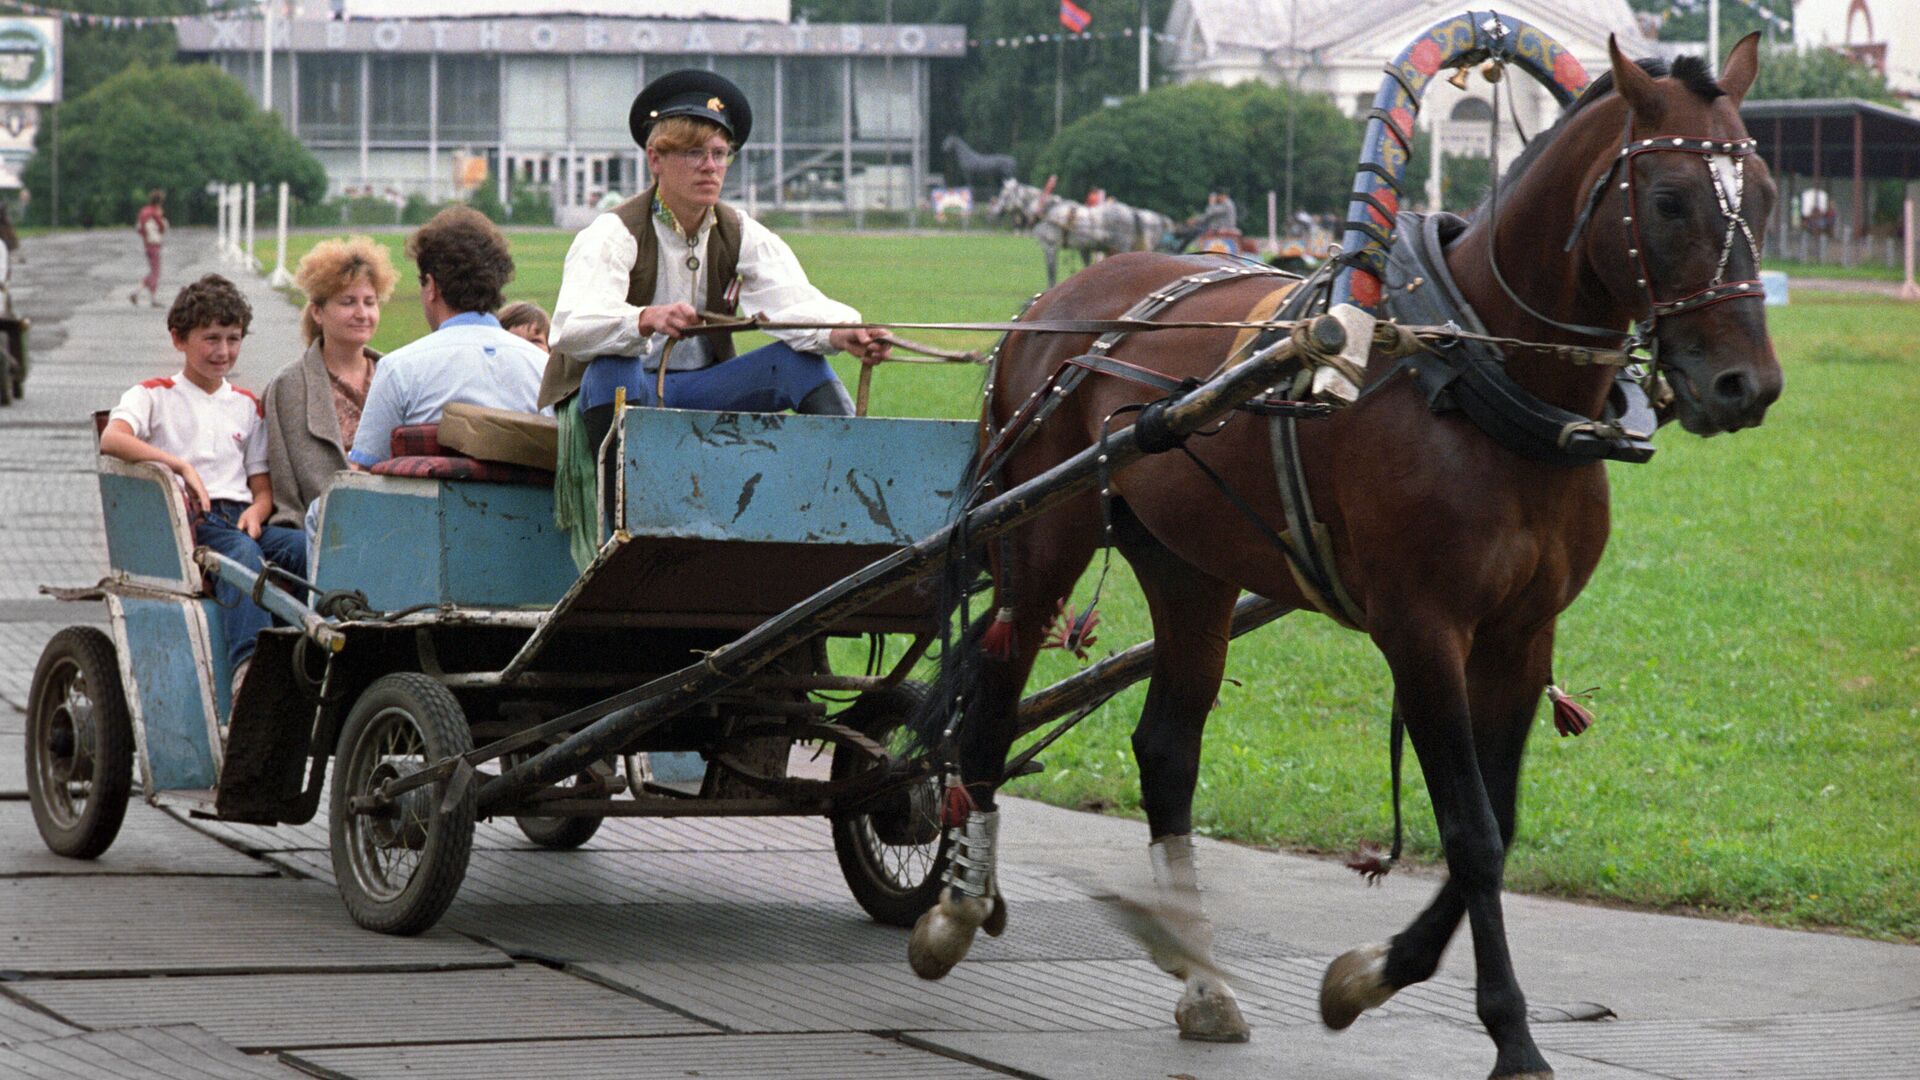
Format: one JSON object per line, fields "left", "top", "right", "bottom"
{"left": 368, "top": 423, "right": 554, "bottom": 486}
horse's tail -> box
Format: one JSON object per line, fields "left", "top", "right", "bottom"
{"left": 903, "top": 442, "right": 996, "bottom": 756}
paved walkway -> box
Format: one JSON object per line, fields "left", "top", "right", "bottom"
{"left": 1, "top": 230, "right": 1915, "bottom": 1078}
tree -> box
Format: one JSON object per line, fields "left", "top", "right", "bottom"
{"left": 21, "top": 62, "right": 325, "bottom": 227}
{"left": 1747, "top": 46, "right": 1898, "bottom": 104}
{"left": 1033, "top": 80, "right": 1429, "bottom": 234}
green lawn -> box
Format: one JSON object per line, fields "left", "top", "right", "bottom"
{"left": 1764, "top": 259, "right": 1907, "bottom": 283}
{"left": 260, "top": 229, "right": 1920, "bottom": 941}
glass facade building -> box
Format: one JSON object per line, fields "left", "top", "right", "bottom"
{"left": 178, "top": 16, "right": 964, "bottom": 221}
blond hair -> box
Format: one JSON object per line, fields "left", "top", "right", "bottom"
{"left": 294, "top": 235, "right": 398, "bottom": 346}
{"left": 647, "top": 115, "right": 730, "bottom": 154}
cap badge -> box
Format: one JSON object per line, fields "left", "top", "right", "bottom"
{"left": 707, "top": 96, "right": 725, "bottom": 111}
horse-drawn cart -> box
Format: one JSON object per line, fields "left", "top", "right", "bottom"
{"left": 25, "top": 310, "right": 1365, "bottom": 935}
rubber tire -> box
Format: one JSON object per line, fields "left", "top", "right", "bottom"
{"left": 830, "top": 680, "right": 951, "bottom": 927}
{"left": 329, "top": 673, "right": 475, "bottom": 935}
{"left": 508, "top": 752, "right": 605, "bottom": 850}
{"left": 25, "top": 627, "right": 133, "bottom": 859}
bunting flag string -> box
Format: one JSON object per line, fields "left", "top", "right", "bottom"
{"left": 968, "top": 27, "right": 1177, "bottom": 50}
{"left": 0, "top": 2, "right": 258, "bottom": 29}
{"left": 1651, "top": 0, "right": 1792, "bottom": 35}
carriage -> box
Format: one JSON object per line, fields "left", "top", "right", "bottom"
{"left": 22, "top": 333, "right": 1355, "bottom": 936}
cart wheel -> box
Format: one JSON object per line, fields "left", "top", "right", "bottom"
{"left": 25, "top": 627, "right": 133, "bottom": 859}
{"left": 507, "top": 751, "right": 605, "bottom": 850}
{"left": 6, "top": 345, "right": 20, "bottom": 401}
{"left": 0, "top": 347, "right": 13, "bottom": 406}
{"left": 830, "top": 680, "right": 951, "bottom": 926}
{"left": 329, "top": 673, "right": 475, "bottom": 935}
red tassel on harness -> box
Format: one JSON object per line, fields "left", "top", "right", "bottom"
{"left": 1344, "top": 843, "right": 1395, "bottom": 885}
{"left": 1546, "top": 685, "right": 1595, "bottom": 737}
{"left": 942, "top": 778, "right": 976, "bottom": 827}
{"left": 980, "top": 607, "right": 1017, "bottom": 661}
{"left": 1041, "top": 598, "right": 1101, "bottom": 661}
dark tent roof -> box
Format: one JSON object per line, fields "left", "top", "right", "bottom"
{"left": 1741, "top": 98, "right": 1920, "bottom": 180}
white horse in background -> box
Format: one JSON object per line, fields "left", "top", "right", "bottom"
{"left": 989, "top": 178, "right": 1176, "bottom": 287}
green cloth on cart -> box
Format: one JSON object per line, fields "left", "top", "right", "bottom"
{"left": 552, "top": 394, "right": 599, "bottom": 573}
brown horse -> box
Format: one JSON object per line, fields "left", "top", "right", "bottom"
{"left": 907, "top": 36, "right": 1780, "bottom": 1079}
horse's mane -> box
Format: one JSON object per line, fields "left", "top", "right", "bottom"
{"left": 1489, "top": 54, "right": 1724, "bottom": 196}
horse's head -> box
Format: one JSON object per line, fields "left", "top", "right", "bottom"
{"left": 989, "top": 178, "right": 1029, "bottom": 222}
{"left": 942, "top": 134, "right": 961, "bottom": 154}
{"left": 1574, "top": 34, "right": 1782, "bottom": 434}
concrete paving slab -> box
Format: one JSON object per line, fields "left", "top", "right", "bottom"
{"left": 582, "top": 955, "right": 1603, "bottom": 1037}
{"left": 913, "top": 1021, "right": 1664, "bottom": 1080}
{"left": 450, "top": 900, "right": 1298, "bottom": 966}
{"left": 268, "top": 844, "right": 1090, "bottom": 907}
{"left": 1000, "top": 796, "right": 1920, "bottom": 1021}
{"left": 0, "top": 802, "right": 272, "bottom": 877}
{"left": 0, "top": 994, "right": 80, "bottom": 1047}
{"left": 287, "top": 1032, "right": 1008, "bottom": 1079}
{"left": 181, "top": 800, "right": 838, "bottom": 853}
{"left": 0, "top": 877, "right": 507, "bottom": 976}
{"left": 1530, "top": 1000, "right": 1920, "bottom": 1080}
{"left": 9, "top": 965, "right": 715, "bottom": 1051}
{"left": 0, "top": 741, "right": 24, "bottom": 794}
{"left": 0, "top": 1023, "right": 304, "bottom": 1079}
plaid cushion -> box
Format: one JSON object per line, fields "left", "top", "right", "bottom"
{"left": 368, "top": 454, "right": 555, "bottom": 486}
{"left": 389, "top": 424, "right": 443, "bottom": 458}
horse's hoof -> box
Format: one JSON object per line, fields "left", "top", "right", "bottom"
{"left": 1176, "top": 978, "right": 1251, "bottom": 1043}
{"left": 908, "top": 889, "right": 994, "bottom": 980}
{"left": 1491, "top": 1072, "right": 1553, "bottom": 1080}
{"left": 1320, "top": 942, "right": 1397, "bottom": 1031}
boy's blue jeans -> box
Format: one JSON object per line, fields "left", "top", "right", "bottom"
{"left": 194, "top": 500, "right": 308, "bottom": 671}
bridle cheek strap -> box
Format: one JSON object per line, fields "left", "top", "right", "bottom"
{"left": 1589, "top": 130, "right": 1766, "bottom": 336}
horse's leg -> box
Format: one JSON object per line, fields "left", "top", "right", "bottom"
{"left": 1044, "top": 239, "right": 1059, "bottom": 288}
{"left": 1358, "top": 625, "right": 1553, "bottom": 1005}
{"left": 910, "top": 502, "right": 1100, "bottom": 980}
{"left": 1322, "top": 620, "right": 1553, "bottom": 1079}
{"left": 1110, "top": 501, "right": 1252, "bottom": 1042}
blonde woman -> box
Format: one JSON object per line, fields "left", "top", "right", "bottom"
{"left": 262, "top": 236, "right": 397, "bottom": 528}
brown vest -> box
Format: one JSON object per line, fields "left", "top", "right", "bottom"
{"left": 537, "top": 186, "right": 744, "bottom": 408}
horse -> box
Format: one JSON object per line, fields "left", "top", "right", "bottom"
{"left": 988, "top": 179, "right": 1176, "bottom": 287}
{"left": 908, "top": 35, "right": 1781, "bottom": 1080}
{"left": 942, "top": 134, "right": 1018, "bottom": 195}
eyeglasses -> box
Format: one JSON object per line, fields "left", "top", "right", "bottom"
{"left": 667, "top": 148, "right": 736, "bottom": 168}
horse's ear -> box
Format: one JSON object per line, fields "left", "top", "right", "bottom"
{"left": 1606, "top": 35, "right": 1664, "bottom": 125}
{"left": 1719, "top": 31, "right": 1761, "bottom": 106}
{"left": 1042, "top": 175, "right": 1057, "bottom": 197}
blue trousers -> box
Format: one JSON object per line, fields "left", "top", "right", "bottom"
{"left": 194, "top": 500, "right": 308, "bottom": 671}
{"left": 579, "top": 340, "right": 841, "bottom": 413}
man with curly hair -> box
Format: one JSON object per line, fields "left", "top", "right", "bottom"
{"left": 347, "top": 206, "right": 549, "bottom": 468}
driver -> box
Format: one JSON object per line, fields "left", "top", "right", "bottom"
{"left": 542, "top": 69, "right": 892, "bottom": 461}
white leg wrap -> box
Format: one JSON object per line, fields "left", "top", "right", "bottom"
{"left": 946, "top": 810, "right": 999, "bottom": 898}
{"left": 1149, "top": 835, "right": 1250, "bottom": 1043}
{"left": 910, "top": 810, "right": 1004, "bottom": 980}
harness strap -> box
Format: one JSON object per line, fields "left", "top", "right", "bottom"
{"left": 1268, "top": 414, "right": 1367, "bottom": 630}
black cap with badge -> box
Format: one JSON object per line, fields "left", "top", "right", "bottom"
{"left": 628, "top": 69, "right": 754, "bottom": 149}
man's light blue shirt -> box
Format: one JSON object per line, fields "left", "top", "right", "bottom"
{"left": 347, "top": 311, "right": 552, "bottom": 466}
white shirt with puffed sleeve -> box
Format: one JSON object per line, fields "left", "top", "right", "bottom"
{"left": 551, "top": 204, "right": 860, "bottom": 372}
{"left": 107, "top": 374, "right": 267, "bottom": 504}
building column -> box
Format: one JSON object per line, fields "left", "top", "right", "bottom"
{"left": 772, "top": 56, "right": 785, "bottom": 209}
{"left": 841, "top": 58, "right": 853, "bottom": 214}
{"left": 1852, "top": 110, "right": 1865, "bottom": 240}
{"left": 427, "top": 53, "right": 440, "bottom": 202}
{"left": 497, "top": 54, "right": 509, "bottom": 208}
{"left": 359, "top": 52, "right": 370, "bottom": 190}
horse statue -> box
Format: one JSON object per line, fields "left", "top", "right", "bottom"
{"left": 909, "top": 19, "right": 1780, "bottom": 1080}
{"left": 941, "top": 134, "right": 1018, "bottom": 194}
{"left": 988, "top": 178, "right": 1177, "bottom": 287}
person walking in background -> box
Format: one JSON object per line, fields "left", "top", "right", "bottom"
{"left": 131, "top": 189, "right": 168, "bottom": 308}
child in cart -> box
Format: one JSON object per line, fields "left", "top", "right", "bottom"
{"left": 99, "top": 274, "right": 307, "bottom": 705}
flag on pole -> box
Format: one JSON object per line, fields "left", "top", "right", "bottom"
{"left": 1059, "top": 0, "right": 1093, "bottom": 33}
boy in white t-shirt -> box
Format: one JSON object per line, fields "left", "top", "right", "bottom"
{"left": 101, "top": 274, "right": 307, "bottom": 697}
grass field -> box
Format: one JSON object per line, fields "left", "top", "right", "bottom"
{"left": 259, "top": 229, "right": 1919, "bottom": 941}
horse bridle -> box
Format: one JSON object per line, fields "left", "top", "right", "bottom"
{"left": 1487, "top": 106, "right": 1764, "bottom": 358}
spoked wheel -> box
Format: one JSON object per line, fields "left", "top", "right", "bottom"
{"left": 329, "top": 673, "right": 475, "bottom": 935}
{"left": 25, "top": 627, "right": 133, "bottom": 858}
{"left": 507, "top": 751, "right": 606, "bottom": 850}
{"left": 830, "top": 680, "right": 950, "bottom": 926}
